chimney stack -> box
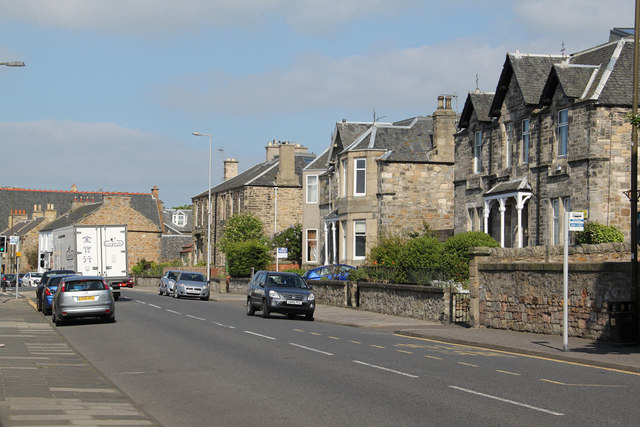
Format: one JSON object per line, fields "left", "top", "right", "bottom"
{"left": 276, "top": 143, "right": 298, "bottom": 186}
{"left": 224, "top": 158, "right": 239, "bottom": 181}
{"left": 44, "top": 204, "right": 57, "bottom": 223}
{"left": 431, "top": 95, "right": 457, "bottom": 162}
{"left": 151, "top": 185, "right": 159, "bottom": 199}
{"left": 32, "top": 204, "right": 44, "bottom": 219}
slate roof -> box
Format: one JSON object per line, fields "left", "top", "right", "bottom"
{"left": 327, "top": 121, "right": 374, "bottom": 164}
{"left": 0, "top": 187, "right": 163, "bottom": 232}
{"left": 193, "top": 153, "right": 316, "bottom": 198}
{"left": 1, "top": 216, "right": 44, "bottom": 237}
{"left": 304, "top": 146, "right": 331, "bottom": 171}
{"left": 162, "top": 209, "right": 193, "bottom": 235}
{"left": 39, "top": 203, "right": 103, "bottom": 232}
{"left": 490, "top": 53, "right": 563, "bottom": 117}
{"left": 484, "top": 176, "right": 531, "bottom": 197}
{"left": 540, "top": 38, "right": 638, "bottom": 107}
{"left": 459, "top": 91, "right": 495, "bottom": 128}
{"left": 340, "top": 116, "right": 438, "bottom": 163}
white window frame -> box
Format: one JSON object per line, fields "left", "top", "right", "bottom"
{"left": 200, "top": 201, "right": 205, "bottom": 226}
{"left": 341, "top": 221, "right": 347, "bottom": 261}
{"left": 551, "top": 198, "right": 560, "bottom": 245}
{"left": 354, "top": 158, "right": 366, "bottom": 196}
{"left": 306, "top": 229, "right": 318, "bottom": 263}
{"left": 172, "top": 211, "right": 186, "bottom": 227}
{"left": 353, "top": 220, "right": 366, "bottom": 259}
{"left": 473, "top": 130, "right": 482, "bottom": 174}
{"left": 558, "top": 109, "right": 568, "bottom": 157}
{"left": 505, "top": 122, "right": 513, "bottom": 168}
{"left": 522, "top": 118, "right": 530, "bottom": 164}
{"left": 306, "top": 175, "right": 318, "bottom": 204}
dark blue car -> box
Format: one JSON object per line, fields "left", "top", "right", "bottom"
{"left": 302, "top": 264, "right": 356, "bottom": 281}
{"left": 42, "top": 274, "right": 77, "bottom": 315}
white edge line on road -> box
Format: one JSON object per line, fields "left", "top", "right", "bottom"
{"left": 186, "top": 315, "right": 205, "bottom": 321}
{"left": 448, "top": 386, "right": 563, "bottom": 416}
{"left": 353, "top": 360, "right": 418, "bottom": 378}
{"left": 148, "top": 304, "right": 161, "bottom": 309}
{"left": 245, "top": 331, "right": 276, "bottom": 340}
{"left": 290, "top": 343, "right": 334, "bottom": 356}
{"left": 166, "top": 309, "right": 181, "bottom": 315}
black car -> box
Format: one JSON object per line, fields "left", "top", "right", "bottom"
{"left": 246, "top": 271, "right": 315, "bottom": 320}
{"left": 1, "top": 274, "right": 16, "bottom": 291}
{"left": 36, "top": 270, "right": 77, "bottom": 312}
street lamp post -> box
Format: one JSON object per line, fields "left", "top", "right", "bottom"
{"left": 193, "top": 132, "right": 212, "bottom": 284}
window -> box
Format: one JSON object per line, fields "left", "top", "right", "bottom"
{"left": 341, "top": 221, "right": 347, "bottom": 261}
{"left": 172, "top": 211, "right": 186, "bottom": 227}
{"left": 558, "top": 109, "right": 568, "bottom": 157}
{"left": 354, "top": 158, "right": 366, "bottom": 196}
{"left": 200, "top": 202, "right": 205, "bottom": 226}
{"left": 473, "top": 130, "right": 482, "bottom": 173}
{"left": 468, "top": 208, "right": 475, "bottom": 231}
{"left": 505, "top": 122, "right": 513, "bottom": 168}
{"left": 341, "top": 160, "right": 347, "bottom": 197}
{"left": 306, "top": 229, "right": 318, "bottom": 263}
{"left": 522, "top": 118, "right": 530, "bottom": 164}
{"left": 354, "top": 220, "right": 366, "bottom": 259}
{"left": 306, "top": 175, "right": 318, "bottom": 204}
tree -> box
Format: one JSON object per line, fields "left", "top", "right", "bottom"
{"left": 220, "top": 213, "right": 266, "bottom": 252}
{"left": 272, "top": 224, "right": 302, "bottom": 266}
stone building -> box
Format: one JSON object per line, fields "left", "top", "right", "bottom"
{"left": 302, "top": 96, "right": 458, "bottom": 268}
{"left": 160, "top": 208, "right": 192, "bottom": 261}
{"left": 0, "top": 186, "right": 163, "bottom": 273}
{"left": 39, "top": 195, "right": 163, "bottom": 272}
{"left": 455, "top": 32, "right": 637, "bottom": 247}
{"left": 191, "top": 141, "right": 315, "bottom": 267}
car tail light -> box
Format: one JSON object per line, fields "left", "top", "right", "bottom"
{"left": 103, "top": 281, "right": 110, "bottom": 290}
{"left": 60, "top": 284, "right": 66, "bottom": 292}
{"left": 45, "top": 288, "right": 51, "bottom": 296}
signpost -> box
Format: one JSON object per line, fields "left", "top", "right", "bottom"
{"left": 276, "top": 247, "right": 288, "bottom": 271}
{"left": 563, "top": 212, "right": 584, "bottom": 351}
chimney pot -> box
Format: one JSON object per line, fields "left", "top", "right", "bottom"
{"left": 437, "top": 95, "right": 444, "bottom": 109}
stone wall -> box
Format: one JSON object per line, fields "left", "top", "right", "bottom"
{"left": 469, "top": 245, "right": 637, "bottom": 340}
{"left": 306, "top": 280, "right": 349, "bottom": 306}
{"left": 357, "top": 283, "right": 448, "bottom": 323}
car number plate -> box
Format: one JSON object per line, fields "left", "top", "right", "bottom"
{"left": 286, "top": 300, "right": 303, "bottom": 305}
{"left": 77, "top": 296, "right": 95, "bottom": 301}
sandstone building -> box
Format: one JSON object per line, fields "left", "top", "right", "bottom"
{"left": 191, "top": 141, "right": 315, "bottom": 267}
{"left": 302, "top": 97, "right": 458, "bottom": 268}
{"left": 455, "top": 32, "right": 637, "bottom": 247}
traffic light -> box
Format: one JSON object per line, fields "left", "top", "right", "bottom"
{"left": 0, "top": 236, "right": 6, "bottom": 253}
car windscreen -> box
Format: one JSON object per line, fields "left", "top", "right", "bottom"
{"left": 180, "top": 273, "right": 205, "bottom": 282}
{"left": 65, "top": 280, "right": 105, "bottom": 291}
{"left": 33, "top": 273, "right": 42, "bottom": 277}
{"left": 267, "top": 275, "right": 308, "bottom": 289}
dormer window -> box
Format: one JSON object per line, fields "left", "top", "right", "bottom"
{"left": 473, "top": 130, "right": 482, "bottom": 174}
{"left": 172, "top": 211, "right": 186, "bottom": 227}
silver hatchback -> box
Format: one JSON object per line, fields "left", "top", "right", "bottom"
{"left": 173, "top": 271, "right": 209, "bottom": 300}
{"left": 52, "top": 276, "right": 116, "bottom": 326}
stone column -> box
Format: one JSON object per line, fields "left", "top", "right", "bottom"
{"left": 483, "top": 200, "right": 491, "bottom": 234}
{"left": 331, "top": 221, "right": 337, "bottom": 264}
{"left": 468, "top": 246, "right": 492, "bottom": 328}
{"left": 499, "top": 198, "right": 506, "bottom": 248}
{"left": 323, "top": 222, "right": 329, "bottom": 265}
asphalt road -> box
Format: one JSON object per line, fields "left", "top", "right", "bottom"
{"left": 52, "top": 289, "right": 640, "bottom": 426}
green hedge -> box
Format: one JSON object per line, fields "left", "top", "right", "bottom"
{"left": 225, "top": 240, "right": 271, "bottom": 277}
{"left": 575, "top": 222, "right": 624, "bottom": 244}
{"left": 442, "top": 231, "right": 499, "bottom": 282}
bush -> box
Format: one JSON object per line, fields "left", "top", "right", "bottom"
{"left": 575, "top": 222, "right": 624, "bottom": 244}
{"left": 131, "top": 259, "right": 181, "bottom": 276}
{"left": 225, "top": 240, "right": 271, "bottom": 277}
{"left": 272, "top": 224, "right": 302, "bottom": 266}
{"left": 220, "top": 213, "right": 266, "bottom": 253}
{"left": 442, "top": 231, "right": 499, "bottom": 282}
{"left": 398, "top": 236, "right": 443, "bottom": 271}
{"left": 368, "top": 235, "right": 406, "bottom": 266}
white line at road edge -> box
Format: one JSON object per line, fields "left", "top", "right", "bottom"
{"left": 186, "top": 315, "right": 205, "bottom": 321}
{"left": 448, "top": 386, "right": 563, "bottom": 416}
{"left": 352, "top": 360, "right": 417, "bottom": 378}
{"left": 245, "top": 331, "right": 276, "bottom": 340}
{"left": 290, "top": 343, "right": 334, "bottom": 356}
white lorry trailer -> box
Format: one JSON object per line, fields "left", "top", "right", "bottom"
{"left": 50, "top": 225, "right": 128, "bottom": 300}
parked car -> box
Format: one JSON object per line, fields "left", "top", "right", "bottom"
{"left": 51, "top": 276, "right": 115, "bottom": 326}
{"left": 22, "top": 272, "right": 42, "bottom": 287}
{"left": 247, "top": 271, "right": 315, "bottom": 320}
{"left": 159, "top": 270, "right": 180, "bottom": 296}
{"left": 36, "top": 270, "right": 77, "bottom": 312}
{"left": 172, "top": 271, "right": 209, "bottom": 300}
{"left": 302, "top": 264, "right": 356, "bottom": 281}
{"left": 41, "top": 274, "right": 78, "bottom": 315}
{"left": 122, "top": 277, "right": 135, "bottom": 288}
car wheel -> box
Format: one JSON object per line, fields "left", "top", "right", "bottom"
{"left": 113, "top": 294, "right": 119, "bottom": 301}
{"left": 286, "top": 313, "right": 296, "bottom": 320}
{"left": 53, "top": 312, "right": 63, "bottom": 327}
{"left": 44, "top": 307, "right": 51, "bottom": 316}
{"left": 37, "top": 297, "right": 42, "bottom": 312}
{"left": 305, "top": 313, "right": 314, "bottom": 321}
{"left": 262, "top": 300, "right": 270, "bottom": 318}
{"left": 246, "top": 300, "right": 255, "bottom": 316}
{"left": 173, "top": 290, "right": 179, "bottom": 299}
{"left": 159, "top": 287, "right": 163, "bottom": 295}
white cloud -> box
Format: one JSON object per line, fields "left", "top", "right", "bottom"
{"left": 0, "top": 0, "right": 414, "bottom": 34}
{"left": 0, "top": 120, "right": 206, "bottom": 206}
{"left": 157, "top": 38, "right": 507, "bottom": 116}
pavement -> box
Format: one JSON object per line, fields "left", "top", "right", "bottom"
{"left": 2, "top": 286, "right": 640, "bottom": 424}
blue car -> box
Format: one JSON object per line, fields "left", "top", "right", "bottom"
{"left": 302, "top": 264, "right": 356, "bottom": 281}
{"left": 42, "top": 274, "right": 77, "bottom": 315}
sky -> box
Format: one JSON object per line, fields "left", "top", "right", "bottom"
{"left": 0, "top": 0, "right": 635, "bottom": 208}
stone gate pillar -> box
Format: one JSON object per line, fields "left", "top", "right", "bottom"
{"left": 468, "top": 246, "right": 492, "bottom": 328}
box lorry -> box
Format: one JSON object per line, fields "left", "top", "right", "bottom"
{"left": 50, "top": 225, "right": 128, "bottom": 300}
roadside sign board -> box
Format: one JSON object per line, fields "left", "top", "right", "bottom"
{"left": 569, "top": 212, "right": 584, "bottom": 232}
{"left": 277, "top": 247, "right": 288, "bottom": 259}
{"left": 9, "top": 236, "right": 18, "bottom": 246}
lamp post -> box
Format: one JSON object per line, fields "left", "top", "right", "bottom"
{"left": 192, "top": 132, "right": 212, "bottom": 284}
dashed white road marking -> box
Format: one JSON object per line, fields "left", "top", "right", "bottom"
{"left": 135, "top": 300, "right": 146, "bottom": 305}
{"left": 166, "top": 309, "right": 181, "bottom": 314}
{"left": 186, "top": 315, "right": 205, "bottom": 321}
{"left": 148, "top": 304, "right": 161, "bottom": 309}
{"left": 290, "top": 343, "right": 334, "bottom": 356}
{"left": 449, "top": 386, "right": 563, "bottom": 416}
{"left": 353, "top": 360, "right": 418, "bottom": 378}
{"left": 244, "top": 331, "right": 276, "bottom": 340}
